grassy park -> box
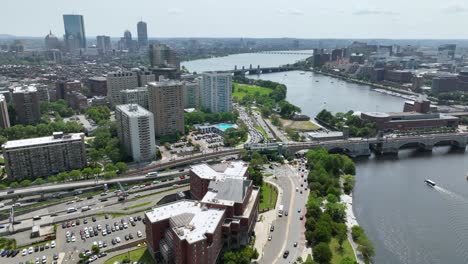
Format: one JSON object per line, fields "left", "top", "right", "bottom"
{"left": 232, "top": 83, "right": 272, "bottom": 100}
{"left": 104, "top": 247, "right": 155, "bottom": 264}
{"left": 259, "top": 182, "right": 278, "bottom": 211}
{"left": 330, "top": 237, "right": 357, "bottom": 264}
{"left": 280, "top": 118, "right": 320, "bottom": 131}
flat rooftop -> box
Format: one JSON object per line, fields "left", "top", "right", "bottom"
{"left": 191, "top": 161, "right": 248, "bottom": 181}
{"left": 148, "top": 80, "right": 183, "bottom": 87}
{"left": 13, "top": 86, "right": 37, "bottom": 94}
{"left": 202, "top": 178, "right": 252, "bottom": 206}
{"left": 3, "top": 132, "right": 84, "bottom": 149}
{"left": 145, "top": 200, "right": 224, "bottom": 244}
{"left": 116, "top": 104, "right": 152, "bottom": 118}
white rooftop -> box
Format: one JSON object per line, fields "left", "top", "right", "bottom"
{"left": 13, "top": 86, "right": 37, "bottom": 94}
{"left": 116, "top": 104, "right": 152, "bottom": 118}
{"left": 3, "top": 132, "right": 84, "bottom": 149}
{"left": 190, "top": 161, "right": 248, "bottom": 181}
{"left": 145, "top": 200, "right": 224, "bottom": 244}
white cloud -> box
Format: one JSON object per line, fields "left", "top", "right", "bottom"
{"left": 168, "top": 8, "right": 184, "bottom": 15}
{"left": 353, "top": 8, "right": 398, "bottom": 16}
{"left": 443, "top": 4, "right": 468, "bottom": 14}
{"left": 276, "top": 8, "right": 305, "bottom": 16}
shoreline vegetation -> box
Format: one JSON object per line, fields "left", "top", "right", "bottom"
{"left": 303, "top": 149, "right": 374, "bottom": 264}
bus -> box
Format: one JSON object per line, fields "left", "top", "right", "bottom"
{"left": 278, "top": 205, "right": 284, "bottom": 217}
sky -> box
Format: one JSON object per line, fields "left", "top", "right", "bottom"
{"left": 1, "top": 0, "right": 468, "bottom": 39}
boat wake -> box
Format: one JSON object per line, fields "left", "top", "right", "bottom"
{"left": 433, "top": 186, "right": 468, "bottom": 203}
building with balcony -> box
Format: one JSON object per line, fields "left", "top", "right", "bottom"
{"left": 3, "top": 132, "right": 86, "bottom": 180}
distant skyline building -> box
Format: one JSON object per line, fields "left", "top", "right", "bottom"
{"left": 149, "top": 44, "right": 179, "bottom": 69}
{"left": 201, "top": 72, "right": 232, "bottom": 113}
{"left": 96, "top": 35, "right": 111, "bottom": 54}
{"left": 183, "top": 80, "right": 201, "bottom": 109}
{"left": 63, "top": 14, "right": 86, "bottom": 51}
{"left": 13, "top": 86, "right": 41, "bottom": 125}
{"left": 137, "top": 21, "right": 148, "bottom": 49}
{"left": 437, "top": 44, "right": 456, "bottom": 63}
{"left": 106, "top": 71, "right": 139, "bottom": 105}
{"left": 44, "top": 30, "right": 60, "bottom": 50}
{"left": 115, "top": 104, "right": 156, "bottom": 162}
{"left": 0, "top": 95, "right": 10, "bottom": 128}
{"left": 147, "top": 81, "right": 185, "bottom": 137}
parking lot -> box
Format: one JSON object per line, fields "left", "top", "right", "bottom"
{"left": 58, "top": 214, "right": 145, "bottom": 264}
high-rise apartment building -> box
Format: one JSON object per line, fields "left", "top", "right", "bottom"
{"left": 96, "top": 35, "right": 111, "bottom": 54}
{"left": 87, "top": 77, "right": 107, "bottom": 96}
{"left": 116, "top": 104, "right": 155, "bottom": 162}
{"left": 13, "top": 86, "right": 41, "bottom": 125}
{"left": 201, "top": 72, "right": 232, "bottom": 113}
{"left": 3, "top": 132, "right": 86, "bottom": 181}
{"left": 147, "top": 81, "right": 185, "bottom": 137}
{"left": 137, "top": 21, "right": 148, "bottom": 49}
{"left": 63, "top": 14, "right": 86, "bottom": 51}
{"left": 0, "top": 95, "right": 10, "bottom": 128}
{"left": 120, "top": 87, "right": 149, "bottom": 110}
{"left": 183, "top": 80, "right": 200, "bottom": 109}
{"left": 106, "top": 72, "right": 139, "bottom": 105}
{"left": 149, "top": 44, "right": 179, "bottom": 69}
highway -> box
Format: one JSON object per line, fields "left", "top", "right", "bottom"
{"left": 260, "top": 162, "right": 308, "bottom": 263}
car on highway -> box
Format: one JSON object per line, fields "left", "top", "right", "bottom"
{"left": 270, "top": 225, "right": 274, "bottom": 232}
{"left": 283, "top": 250, "right": 289, "bottom": 258}
{"left": 300, "top": 215, "right": 304, "bottom": 220}
{"left": 268, "top": 235, "right": 272, "bottom": 241}
{"left": 294, "top": 242, "right": 298, "bottom": 247}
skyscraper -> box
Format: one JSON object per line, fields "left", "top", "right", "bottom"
{"left": 96, "top": 35, "right": 111, "bottom": 54}
{"left": 63, "top": 14, "right": 86, "bottom": 50}
{"left": 147, "top": 81, "right": 185, "bottom": 137}
{"left": 115, "top": 104, "right": 156, "bottom": 162}
{"left": 137, "top": 21, "right": 148, "bottom": 49}
{"left": 201, "top": 72, "right": 233, "bottom": 113}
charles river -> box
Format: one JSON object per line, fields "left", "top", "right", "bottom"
{"left": 183, "top": 53, "right": 468, "bottom": 264}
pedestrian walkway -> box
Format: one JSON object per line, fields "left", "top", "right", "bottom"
{"left": 253, "top": 179, "right": 282, "bottom": 258}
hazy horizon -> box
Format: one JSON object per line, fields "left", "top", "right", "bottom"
{"left": 1, "top": 0, "right": 468, "bottom": 39}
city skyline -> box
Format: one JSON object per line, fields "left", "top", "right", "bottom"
{"left": 1, "top": 0, "right": 468, "bottom": 39}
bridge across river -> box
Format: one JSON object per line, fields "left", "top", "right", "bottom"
{"left": 245, "top": 133, "right": 468, "bottom": 157}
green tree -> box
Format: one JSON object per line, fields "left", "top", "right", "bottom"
{"left": 105, "top": 164, "right": 117, "bottom": 172}
{"left": 313, "top": 242, "right": 332, "bottom": 264}
{"left": 20, "top": 179, "right": 31, "bottom": 187}
{"left": 115, "top": 162, "right": 128, "bottom": 174}
{"left": 103, "top": 170, "right": 116, "bottom": 179}
{"left": 334, "top": 223, "right": 348, "bottom": 250}
{"left": 81, "top": 167, "right": 94, "bottom": 180}
{"left": 33, "top": 178, "right": 45, "bottom": 185}
{"left": 91, "top": 245, "right": 100, "bottom": 254}
{"left": 69, "top": 170, "right": 82, "bottom": 181}
{"left": 325, "top": 202, "right": 347, "bottom": 223}
{"left": 357, "top": 237, "right": 375, "bottom": 263}
{"left": 312, "top": 221, "right": 332, "bottom": 244}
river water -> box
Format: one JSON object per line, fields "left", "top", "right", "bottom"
{"left": 183, "top": 53, "right": 468, "bottom": 264}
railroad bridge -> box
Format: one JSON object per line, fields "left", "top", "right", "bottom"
{"left": 244, "top": 133, "right": 468, "bottom": 157}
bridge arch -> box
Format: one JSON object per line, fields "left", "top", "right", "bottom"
{"left": 397, "top": 141, "right": 430, "bottom": 150}
{"left": 433, "top": 139, "right": 466, "bottom": 148}
{"left": 327, "top": 147, "right": 352, "bottom": 154}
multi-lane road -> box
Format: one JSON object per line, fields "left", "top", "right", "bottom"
{"left": 260, "top": 162, "right": 309, "bottom": 263}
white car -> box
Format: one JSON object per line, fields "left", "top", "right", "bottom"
{"left": 50, "top": 240, "right": 56, "bottom": 248}
{"left": 71, "top": 236, "right": 76, "bottom": 242}
{"left": 22, "top": 248, "right": 27, "bottom": 256}
{"left": 116, "top": 237, "right": 121, "bottom": 243}
{"left": 93, "top": 241, "right": 98, "bottom": 246}
{"left": 98, "top": 241, "right": 103, "bottom": 248}
{"left": 42, "top": 255, "right": 47, "bottom": 264}
{"left": 28, "top": 247, "right": 34, "bottom": 254}
{"left": 137, "top": 231, "right": 142, "bottom": 237}
{"left": 102, "top": 230, "right": 107, "bottom": 236}
{"left": 66, "top": 231, "right": 71, "bottom": 237}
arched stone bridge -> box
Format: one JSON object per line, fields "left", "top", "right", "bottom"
{"left": 244, "top": 133, "right": 468, "bottom": 157}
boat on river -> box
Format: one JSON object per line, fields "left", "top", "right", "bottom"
{"left": 425, "top": 179, "right": 436, "bottom": 187}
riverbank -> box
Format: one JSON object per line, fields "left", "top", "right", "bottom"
{"left": 341, "top": 193, "right": 364, "bottom": 264}
{"left": 311, "top": 69, "right": 419, "bottom": 100}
